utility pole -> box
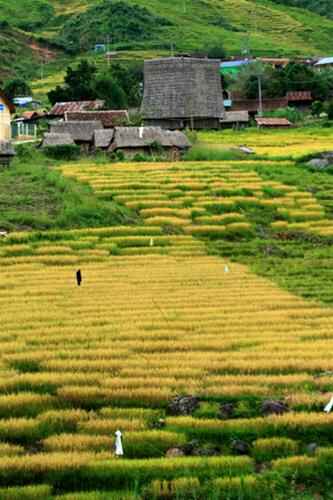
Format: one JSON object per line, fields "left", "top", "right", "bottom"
{"left": 258, "top": 74, "right": 263, "bottom": 116}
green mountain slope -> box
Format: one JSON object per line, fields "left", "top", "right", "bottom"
{"left": 0, "top": 24, "right": 42, "bottom": 81}
{"left": 1, "top": 0, "right": 333, "bottom": 81}
{"left": 271, "top": 0, "right": 333, "bottom": 20}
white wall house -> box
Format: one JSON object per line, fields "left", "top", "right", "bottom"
{"left": 0, "top": 92, "right": 14, "bottom": 141}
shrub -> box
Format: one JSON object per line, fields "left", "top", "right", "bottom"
{"left": 43, "top": 145, "right": 81, "bottom": 161}
{"left": 252, "top": 438, "right": 298, "bottom": 462}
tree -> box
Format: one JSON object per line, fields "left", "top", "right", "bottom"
{"left": 94, "top": 75, "right": 127, "bottom": 109}
{"left": 48, "top": 60, "right": 97, "bottom": 105}
{"left": 206, "top": 45, "right": 226, "bottom": 60}
{"left": 311, "top": 100, "right": 324, "bottom": 117}
{"left": 4, "top": 78, "right": 31, "bottom": 99}
{"left": 326, "top": 101, "right": 333, "bottom": 120}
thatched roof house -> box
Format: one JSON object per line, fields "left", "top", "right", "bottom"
{"left": 49, "top": 120, "right": 104, "bottom": 153}
{"left": 41, "top": 133, "right": 75, "bottom": 147}
{"left": 255, "top": 117, "right": 292, "bottom": 128}
{"left": 94, "top": 129, "right": 115, "bottom": 149}
{"left": 50, "top": 121, "right": 103, "bottom": 152}
{"left": 106, "top": 126, "right": 191, "bottom": 160}
{"left": 142, "top": 57, "right": 224, "bottom": 130}
{"left": 0, "top": 141, "right": 15, "bottom": 166}
{"left": 221, "top": 111, "right": 249, "bottom": 128}
{"left": 65, "top": 110, "right": 129, "bottom": 128}
{"left": 49, "top": 100, "right": 105, "bottom": 118}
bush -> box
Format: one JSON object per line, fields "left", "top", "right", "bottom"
{"left": 43, "top": 145, "right": 80, "bottom": 161}
{"left": 252, "top": 438, "right": 298, "bottom": 462}
{"left": 326, "top": 101, "right": 333, "bottom": 120}
{"left": 265, "top": 107, "right": 302, "bottom": 123}
{"left": 311, "top": 100, "right": 324, "bottom": 117}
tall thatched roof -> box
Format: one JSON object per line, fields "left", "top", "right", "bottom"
{"left": 111, "top": 127, "right": 190, "bottom": 150}
{"left": 142, "top": 57, "right": 224, "bottom": 120}
{"left": 0, "top": 141, "right": 15, "bottom": 156}
{"left": 65, "top": 110, "right": 129, "bottom": 128}
{"left": 42, "top": 133, "right": 75, "bottom": 147}
{"left": 94, "top": 129, "right": 114, "bottom": 149}
{"left": 50, "top": 121, "right": 103, "bottom": 142}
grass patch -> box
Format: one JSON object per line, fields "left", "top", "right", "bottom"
{"left": 0, "top": 148, "right": 135, "bottom": 232}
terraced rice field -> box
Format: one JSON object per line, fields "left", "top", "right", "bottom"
{"left": 199, "top": 128, "right": 333, "bottom": 159}
{"left": 1, "top": 160, "right": 333, "bottom": 498}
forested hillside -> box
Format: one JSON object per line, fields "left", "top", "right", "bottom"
{"left": 1, "top": 0, "right": 333, "bottom": 81}
{"left": 272, "top": 0, "right": 333, "bottom": 19}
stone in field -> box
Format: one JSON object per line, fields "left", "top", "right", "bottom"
{"left": 307, "top": 158, "right": 329, "bottom": 169}
{"left": 261, "top": 399, "right": 289, "bottom": 416}
{"left": 231, "top": 440, "right": 250, "bottom": 455}
{"left": 166, "top": 447, "right": 185, "bottom": 457}
{"left": 168, "top": 395, "right": 200, "bottom": 415}
{"left": 218, "top": 402, "right": 235, "bottom": 419}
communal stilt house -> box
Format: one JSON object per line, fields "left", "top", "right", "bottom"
{"left": 141, "top": 57, "right": 225, "bottom": 130}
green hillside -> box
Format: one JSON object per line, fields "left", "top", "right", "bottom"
{"left": 1, "top": 0, "right": 333, "bottom": 82}
{"left": 0, "top": 24, "right": 41, "bottom": 80}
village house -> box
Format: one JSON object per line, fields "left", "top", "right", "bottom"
{"left": 64, "top": 110, "right": 129, "bottom": 128}
{"left": 314, "top": 57, "right": 333, "bottom": 70}
{"left": 142, "top": 57, "right": 225, "bottom": 129}
{"left": 48, "top": 100, "right": 105, "bottom": 120}
{"left": 94, "top": 127, "right": 191, "bottom": 160}
{"left": 48, "top": 121, "right": 103, "bottom": 153}
{"left": 255, "top": 117, "right": 292, "bottom": 128}
{"left": 42, "top": 133, "right": 75, "bottom": 148}
{"left": 220, "top": 111, "right": 250, "bottom": 129}
{"left": 0, "top": 91, "right": 14, "bottom": 141}
{"left": 0, "top": 141, "right": 15, "bottom": 167}
{"left": 286, "top": 91, "right": 313, "bottom": 111}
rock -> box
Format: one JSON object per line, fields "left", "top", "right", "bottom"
{"left": 166, "top": 447, "right": 185, "bottom": 457}
{"left": 182, "top": 440, "right": 201, "bottom": 456}
{"left": 168, "top": 395, "right": 200, "bottom": 416}
{"left": 192, "top": 446, "right": 220, "bottom": 457}
{"left": 153, "top": 418, "right": 166, "bottom": 429}
{"left": 231, "top": 440, "right": 250, "bottom": 455}
{"left": 307, "top": 443, "right": 318, "bottom": 455}
{"left": 307, "top": 158, "right": 329, "bottom": 170}
{"left": 261, "top": 400, "right": 289, "bottom": 416}
{"left": 218, "top": 403, "right": 234, "bottom": 419}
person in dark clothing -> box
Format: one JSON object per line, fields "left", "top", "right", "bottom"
{"left": 76, "top": 270, "right": 82, "bottom": 286}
